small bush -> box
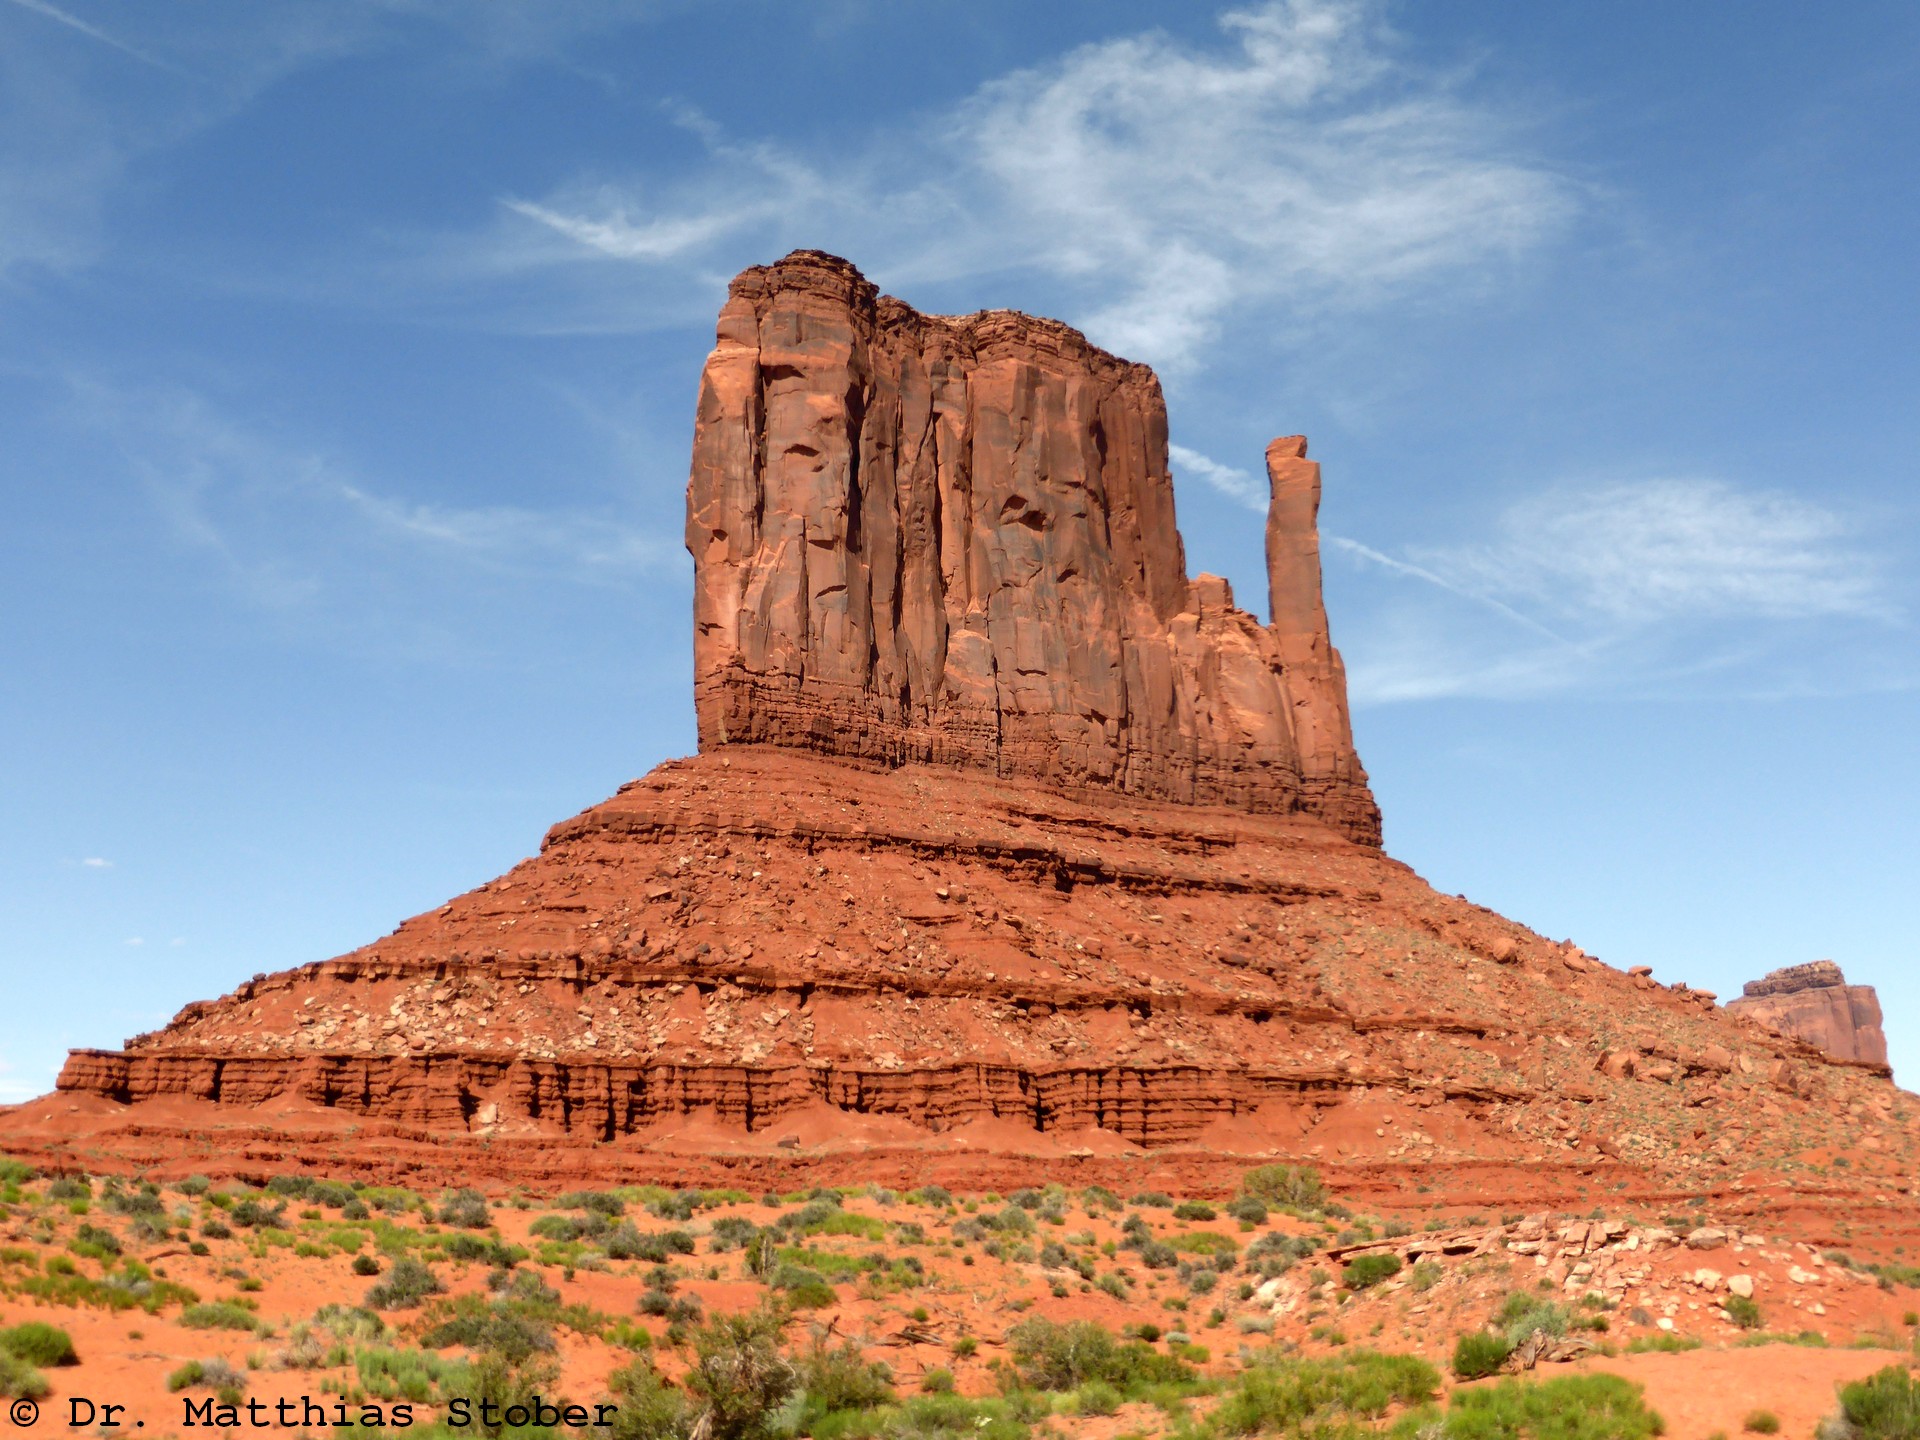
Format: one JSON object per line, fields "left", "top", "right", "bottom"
{"left": 1744, "top": 1410, "right": 1781, "bottom": 1435}
{"left": 1226, "top": 1196, "right": 1269, "bottom": 1225}
{"left": 229, "top": 1197, "right": 286, "bottom": 1230}
{"left": 1726, "top": 1294, "right": 1764, "bottom": 1330}
{"left": 0, "top": 1350, "right": 48, "bottom": 1401}
{"left": 556, "top": 1189, "right": 626, "bottom": 1217}
{"left": 365, "top": 1257, "right": 444, "bottom": 1311}
{"left": 1425, "top": 1373, "right": 1663, "bottom": 1440}
{"left": 792, "top": 1333, "right": 894, "bottom": 1417}
{"left": 1625, "top": 1332, "right": 1702, "bottom": 1354}
{"left": 1343, "top": 1254, "right": 1403, "bottom": 1291}
{"left": 1213, "top": 1349, "right": 1437, "bottom": 1433}
{"left": 70, "top": 1222, "right": 122, "bottom": 1259}
{"left": 1241, "top": 1163, "right": 1328, "bottom": 1212}
{"left": 352, "top": 1254, "right": 381, "bottom": 1276}
{"left": 1839, "top": 1366, "right": 1920, "bottom": 1440}
{"left": 180, "top": 1302, "right": 261, "bottom": 1333}
{"left": 1172, "top": 1200, "right": 1217, "bottom": 1221}
{"left": 1451, "top": 1330, "right": 1512, "bottom": 1380}
{"left": 0, "top": 1323, "right": 77, "bottom": 1367}
{"left": 1005, "top": 1317, "right": 1193, "bottom": 1395}
{"left": 436, "top": 1188, "right": 491, "bottom": 1229}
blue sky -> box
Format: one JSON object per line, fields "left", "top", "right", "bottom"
{"left": 2, "top": 0, "right": 1915, "bottom": 1101}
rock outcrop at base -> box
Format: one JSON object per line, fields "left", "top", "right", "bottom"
{"left": 1728, "top": 961, "right": 1888, "bottom": 1069}
{"left": 687, "top": 252, "right": 1378, "bottom": 845}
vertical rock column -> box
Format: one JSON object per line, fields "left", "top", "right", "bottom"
{"left": 1266, "top": 437, "right": 1378, "bottom": 846}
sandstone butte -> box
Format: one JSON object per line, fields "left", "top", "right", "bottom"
{"left": 3, "top": 251, "right": 1915, "bottom": 1251}
{"left": 1727, "top": 961, "right": 1889, "bottom": 1069}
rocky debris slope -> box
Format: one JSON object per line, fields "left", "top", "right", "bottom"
{"left": 12, "top": 744, "right": 1918, "bottom": 1242}
{"left": 1258, "top": 1210, "right": 1910, "bottom": 1365}
{"left": 1728, "top": 962, "right": 1888, "bottom": 1069}
{"left": 688, "top": 252, "right": 1377, "bottom": 844}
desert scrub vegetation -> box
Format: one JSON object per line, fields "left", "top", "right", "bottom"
{"left": 1210, "top": 1349, "right": 1438, "bottom": 1435}
{"left": 1342, "top": 1253, "right": 1403, "bottom": 1291}
{"left": 1239, "top": 1163, "right": 1329, "bottom": 1215}
{"left": 1834, "top": 1365, "right": 1920, "bottom": 1440}
{"left": 1392, "top": 1372, "right": 1663, "bottom": 1439}
{"left": 365, "top": 1255, "right": 445, "bottom": 1310}
{"left": 179, "top": 1299, "right": 264, "bottom": 1333}
{"left": 0, "top": 1321, "right": 76, "bottom": 1367}
{"left": 1004, "top": 1316, "right": 1198, "bottom": 1399}
{"left": 0, "top": 1348, "right": 48, "bottom": 1401}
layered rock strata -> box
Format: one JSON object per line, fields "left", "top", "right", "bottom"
{"left": 16, "top": 744, "right": 1907, "bottom": 1210}
{"left": 1728, "top": 961, "right": 1889, "bottom": 1069}
{"left": 687, "top": 252, "right": 1378, "bottom": 845}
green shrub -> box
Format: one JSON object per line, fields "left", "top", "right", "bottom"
{"left": 792, "top": 1333, "right": 893, "bottom": 1417}
{"left": 352, "top": 1253, "right": 381, "bottom": 1276}
{"left": 1839, "top": 1366, "right": 1920, "bottom": 1440}
{"left": 166, "top": 1360, "right": 205, "bottom": 1392}
{"left": 1172, "top": 1200, "right": 1217, "bottom": 1221}
{"left": 1343, "top": 1254, "right": 1403, "bottom": 1290}
{"left": 1743, "top": 1410, "right": 1781, "bottom": 1435}
{"left": 531, "top": 1211, "right": 608, "bottom": 1242}
{"left": 1451, "top": 1330, "right": 1512, "bottom": 1380}
{"left": 0, "top": 1322, "right": 77, "bottom": 1367}
{"left": 683, "top": 1304, "right": 794, "bottom": 1440}
{"left": 1624, "top": 1332, "right": 1701, "bottom": 1354}
{"left": 365, "top": 1256, "right": 443, "bottom": 1310}
{"left": 1406, "top": 1372, "right": 1663, "bottom": 1440}
{"left": 69, "top": 1222, "right": 122, "bottom": 1259}
{"left": 1213, "top": 1349, "right": 1438, "bottom": 1434}
{"left": 179, "top": 1301, "right": 261, "bottom": 1333}
{"left": 229, "top": 1196, "right": 286, "bottom": 1229}
{"left": 556, "top": 1189, "right": 627, "bottom": 1217}
{"left": 1240, "top": 1164, "right": 1328, "bottom": 1212}
{"left": 1005, "top": 1317, "right": 1193, "bottom": 1395}
{"left": 0, "top": 1350, "right": 48, "bottom": 1401}
{"left": 436, "top": 1188, "right": 491, "bottom": 1229}
{"left": 1725, "top": 1294, "right": 1763, "bottom": 1330}
{"left": 419, "top": 1302, "right": 555, "bottom": 1364}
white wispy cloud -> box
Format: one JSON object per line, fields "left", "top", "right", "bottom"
{"left": 4, "top": 0, "right": 183, "bottom": 72}
{"left": 483, "top": 0, "right": 1577, "bottom": 366}
{"left": 1333, "top": 476, "right": 1901, "bottom": 701}
{"left": 1411, "top": 478, "right": 1893, "bottom": 626}
{"left": 0, "top": 1, "right": 676, "bottom": 278}
{"left": 80, "top": 856, "right": 112, "bottom": 868}
{"left": 69, "top": 381, "right": 674, "bottom": 625}
{"left": 1169, "top": 443, "right": 1268, "bottom": 510}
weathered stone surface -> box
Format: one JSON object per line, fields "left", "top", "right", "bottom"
{"left": 1728, "top": 961, "right": 1888, "bottom": 1069}
{"left": 687, "top": 251, "right": 1379, "bottom": 845}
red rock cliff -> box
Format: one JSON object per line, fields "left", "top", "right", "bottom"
{"left": 1728, "top": 961, "right": 1889, "bottom": 1070}
{"left": 686, "top": 251, "right": 1380, "bottom": 846}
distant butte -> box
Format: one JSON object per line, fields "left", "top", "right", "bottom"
{"left": 1727, "top": 960, "right": 1889, "bottom": 1070}
{"left": 2, "top": 253, "right": 1913, "bottom": 1247}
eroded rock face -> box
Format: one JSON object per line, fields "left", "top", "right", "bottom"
{"left": 687, "top": 251, "right": 1379, "bottom": 845}
{"left": 1728, "top": 961, "right": 1888, "bottom": 1069}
